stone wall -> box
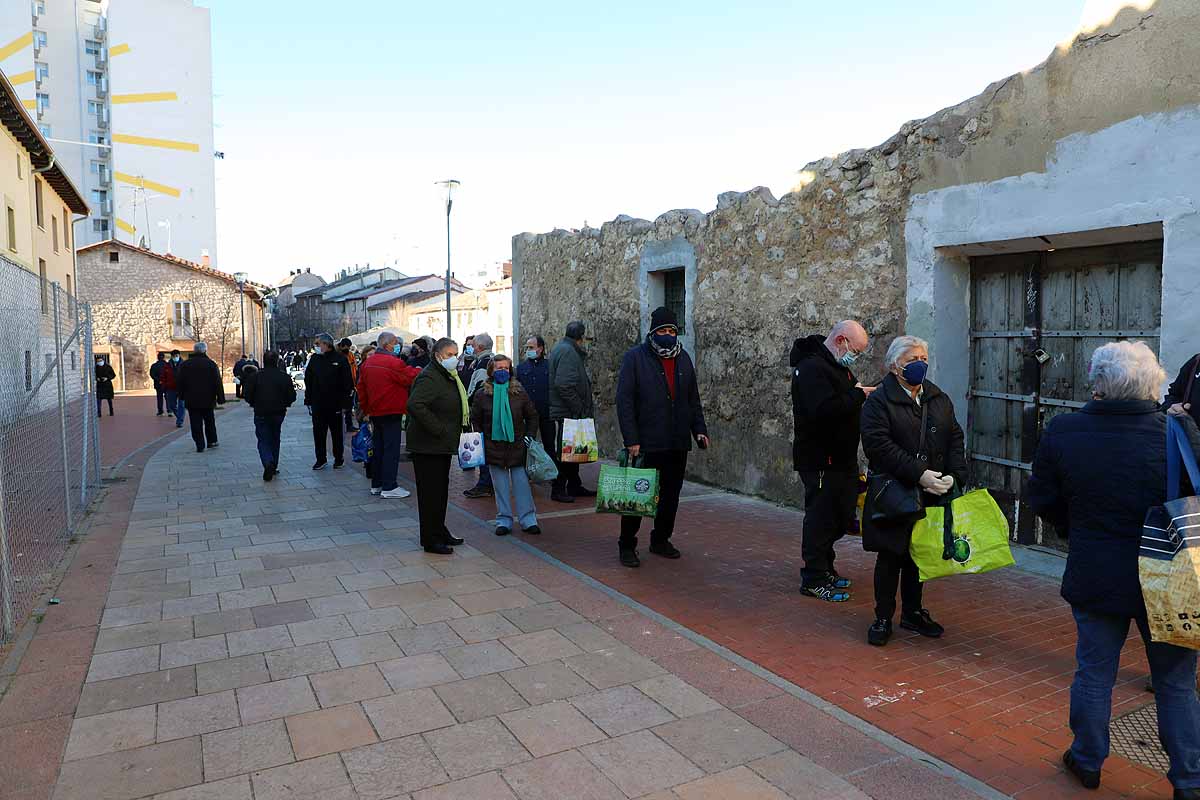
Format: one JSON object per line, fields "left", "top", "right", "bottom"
{"left": 77, "top": 245, "right": 264, "bottom": 390}
{"left": 513, "top": 0, "right": 1200, "bottom": 505}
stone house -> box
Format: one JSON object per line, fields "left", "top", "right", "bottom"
{"left": 512, "top": 0, "right": 1200, "bottom": 545}
{"left": 76, "top": 240, "right": 266, "bottom": 391}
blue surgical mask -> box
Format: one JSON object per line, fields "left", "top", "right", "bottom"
{"left": 901, "top": 360, "right": 929, "bottom": 385}
{"left": 838, "top": 347, "right": 861, "bottom": 368}
{"left": 392, "top": 345, "right": 402, "bottom": 356}
{"left": 525, "top": 350, "right": 538, "bottom": 361}
{"left": 464, "top": 345, "right": 475, "bottom": 356}
{"left": 440, "top": 355, "right": 459, "bottom": 372}
{"left": 493, "top": 369, "right": 511, "bottom": 384}
{"left": 652, "top": 333, "right": 677, "bottom": 350}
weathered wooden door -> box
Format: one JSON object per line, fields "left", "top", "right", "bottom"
{"left": 967, "top": 240, "right": 1163, "bottom": 545}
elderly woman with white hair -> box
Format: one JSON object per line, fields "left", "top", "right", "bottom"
{"left": 1029, "top": 341, "right": 1200, "bottom": 795}
{"left": 860, "top": 335, "right": 967, "bottom": 647}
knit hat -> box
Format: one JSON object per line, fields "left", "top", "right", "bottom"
{"left": 650, "top": 306, "right": 678, "bottom": 332}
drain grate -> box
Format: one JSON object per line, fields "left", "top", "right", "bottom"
{"left": 1110, "top": 702, "right": 1169, "bottom": 774}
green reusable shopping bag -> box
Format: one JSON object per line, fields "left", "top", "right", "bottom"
{"left": 595, "top": 450, "right": 660, "bottom": 517}
{"left": 909, "top": 489, "right": 1014, "bottom": 582}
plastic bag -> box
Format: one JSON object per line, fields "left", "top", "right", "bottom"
{"left": 595, "top": 451, "right": 659, "bottom": 517}
{"left": 561, "top": 418, "right": 598, "bottom": 463}
{"left": 909, "top": 489, "right": 1013, "bottom": 582}
{"left": 351, "top": 425, "right": 372, "bottom": 464}
{"left": 525, "top": 436, "right": 558, "bottom": 483}
{"left": 458, "top": 432, "right": 485, "bottom": 469}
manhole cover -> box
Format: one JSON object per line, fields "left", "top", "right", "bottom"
{"left": 1111, "top": 702, "right": 1169, "bottom": 774}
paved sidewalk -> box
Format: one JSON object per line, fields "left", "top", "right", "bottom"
{"left": 2, "top": 405, "right": 990, "bottom": 800}
{"left": 99, "top": 389, "right": 242, "bottom": 467}
{"left": 417, "top": 461, "right": 1172, "bottom": 800}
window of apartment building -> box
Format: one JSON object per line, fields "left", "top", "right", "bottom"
{"left": 93, "top": 219, "right": 108, "bottom": 234}
{"left": 34, "top": 31, "right": 47, "bottom": 49}
{"left": 88, "top": 133, "right": 105, "bottom": 146}
{"left": 15, "top": 154, "right": 22, "bottom": 180}
{"left": 38, "top": 124, "right": 50, "bottom": 138}
{"left": 6, "top": 204, "right": 16, "bottom": 252}
{"left": 63, "top": 209, "right": 70, "bottom": 251}
{"left": 662, "top": 269, "right": 687, "bottom": 335}
{"left": 34, "top": 179, "right": 44, "bottom": 228}
{"left": 86, "top": 71, "right": 101, "bottom": 86}
{"left": 87, "top": 100, "right": 102, "bottom": 116}
{"left": 52, "top": 215, "right": 59, "bottom": 252}
{"left": 85, "top": 40, "right": 100, "bottom": 56}
{"left": 35, "top": 62, "right": 49, "bottom": 81}
{"left": 34, "top": 1, "right": 47, "bottom": 15}
{"left": 91, "top": 189, "right": 107, "bottom": 206}
{"left": 39, "top": 259, "right": 48, "bottom": 314}
{"left": 36, "top": 93, "right": 49, "bottom": 114}
{"left": 24, "top": 351, "right": 32, "bottom": 391}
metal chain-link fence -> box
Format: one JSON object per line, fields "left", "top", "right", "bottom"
{"left": 0, "top": 253, "right": 101, "bottom": 642}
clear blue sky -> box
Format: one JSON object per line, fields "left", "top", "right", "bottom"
{"left": 200, "top": 1, "right": 1091, "bottom": 284}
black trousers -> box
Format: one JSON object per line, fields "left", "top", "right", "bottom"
{"left": 312, "top": 407, "right": 344, "bottom": 464}
{"left": 345, "top": 391, "right": 358, "bottom": 431}
{"left": 188, "top": 407, "right": 217, "bottom": 450}
{"left": 370, "top": 415, "right": 404, "bottom": 491}
{"left": 412, "top": 453, "right": 451, "bottom": 547}
{"left": 619, "top": 450, "right": 688, "bottom": 549}
{"left": 155, "top": 387, "right": 165, "bottom": 414}
{"left": 550, "top": 419, "right": 583, "bottom": 493}
{"left": 97, "top": 397, "right": 113, "bottom": 416}
{"left": 799, "top": 469, "right": 858, "bottom": 584}
{"left": 235, "top": 380, "right": 243, "bottom": 398}
{"left": 873, "top": 549, "right": 923, "bottom": 621}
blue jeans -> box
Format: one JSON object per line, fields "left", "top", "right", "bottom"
{"left": 491, "top": 465, "right": 537, "bottom": 530}
{"left": 254, "top": 413, "right": 285, "bottom": 468}
{"left": 1070, "top": 607, "right": 1200, "bottom": 788}
{"left": 165, "top": 390, "right": 185, "bottom": 425}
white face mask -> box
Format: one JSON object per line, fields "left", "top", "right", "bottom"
{"left": 440, "top": 355, "right": 459, "bottom": 372}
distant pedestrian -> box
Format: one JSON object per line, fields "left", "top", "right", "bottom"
{"left": 458, "top": 336, "right": 477, "bottom": 382}
{"left": 160, "top": 349, "right": 185, "bottom": 427}
{"left": 548, "top": 321, "right": 596, "bottom": 503}
{"left": 471, "top": 355, "right": 542, "bottom": 536}
{"left": 1028, "top": 341, "right": 1200, "bottom": 795}
{"left": 516, "top": 335, "right": 553, "bottom": 449}
{"left": 95, "top": 355, "right": 116, "bottom": 417}
{"left": 791, "top": 320, "right": 874, "bottom": 602}
{"left": 244, "top": 350, "right": 296, "bottom": 481}
{"left": 406, "top": 337, "right": 468, "bottom": 555}
{"left": 463, "top": 332, "right": 496, "bottom": 499}
{"left": 338, "top": 338, "right": 360, "bottom": 433}
{"left": 150, "top": 352, "right": 167, "bottom": 415}
{"left": 357, "top": 331, "right": 421, "bottom": 499}
{"left": 861, "top": 335, "right": 964, "bottom": 647}
{"left": 176, "top": 342, "right": 225, "bottom": 452}
{"left": 614, "top": 307, "right": 708, "bottom": 567}
{"left": 407, "top": 338, "right": 430, "bottom": 369}
{"left": 233, "top": 354, "right": 248, "bottom": 399}
{"left": 1164, "top": 351, "right": 1200, "bottom": 427}
{"left": 304, "top": 333, "right": 354, "bottom": 470}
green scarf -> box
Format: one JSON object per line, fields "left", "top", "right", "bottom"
{"left": 452, "top": 368, "right": 470, "bottom": 428}
{"left": 491, "top": 382, "right": 515, "bottom": 442}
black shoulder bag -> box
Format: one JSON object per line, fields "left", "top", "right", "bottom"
{"left": 866, "top": 401, "right": 927, "bottom": 524}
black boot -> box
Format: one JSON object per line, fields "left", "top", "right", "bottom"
{"left": 619, "top": 547, "right": 640, "bottom": 568}
{"left": 867, "top": 618, "right": 892, "bottom": 646}
{"left": 423, "top": 543, "right": 454, "bottom": 555}
{"left": 1062, "top": 750, "right": 1100, "bottom": 790}
{"left": 900, "top": 609, "right": 944, "bottom": 638}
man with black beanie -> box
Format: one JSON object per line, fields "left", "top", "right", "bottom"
{"left": 614, "top": 306, "right": 709, "bottom": 568}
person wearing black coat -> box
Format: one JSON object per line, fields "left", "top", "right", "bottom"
{"left": 95, "top": 356, "right": 116, "bottom": 417}
{"left": 791, "top": 321, "right": 874, "bottom": 602}
{"left": 233, "top": 355, "right": 248, "bottom": 399}
{"left": 614, "top": 306, "right": 709, "bottom": 568}
{"left": 304, "top": 333, "right": 354, "bottom": 469}
{"left": 150, "top": 352, "right": 166, "bottom": 415}
{"left": 1028, "top": 341, "right": 1200, "bottom": 795}
{"left": 1164, "top": 353, "right": 1200, "bottom": 426}
{"left": 244, "top": 351, "right": 297, "bottom": 481}
{"left": 175, "top": 343, "right": 225, "bottom": 452}
{"left": 515, "top": 335, "right": 554, "bottom": 455}
{"left": 860, "top": 335, "right": 966, "bottom": 647}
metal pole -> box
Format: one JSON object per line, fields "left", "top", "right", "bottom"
{"left": 77, "top": 295, "right": 89, "bottom": 507}
{"left": 0, "top": 440, "right": 13, "bottom": 640}
{"left": 445, "top": 199, "right": 452, "bottom": 338}
{"left": 87, "top": 304, "right": 100, "bottom": 486}
{"left": 238, "top": 287, "right": 246, "bottom": 357}
{"left": 52, "top": 284, "right": 73, "bottom": 529}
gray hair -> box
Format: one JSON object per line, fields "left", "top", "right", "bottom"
{"left": 315, "top": 333, "right": 334, "bottom": 347}
{"left": 473, "top": 332, "right": 493, "bottom": 351}
{"left": 193, "top": 342, "right": 207, "bottom": 354}
{"left": 884, "top": 335, "right": 928, "bottom": 370}
{"left": 1090, "top": 341, "right": 1165, "bottom": 401}
{"left": 377, "top": 331, "right": 397, "bottom": 348}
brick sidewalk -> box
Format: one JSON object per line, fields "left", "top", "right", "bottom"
{"left": 98, "top": 389, "right": 241, "bottom": 467}
{"left": 0, "top": 405, "right": 989, "bottom": 800}
{"left": 408, "top": 460, "right": 1173, "bottom": 800}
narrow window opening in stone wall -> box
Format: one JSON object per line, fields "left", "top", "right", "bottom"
{"left": 662, "top": 269, "right": 686, "bottom": 335}
{"left": 5, "top": 205, "right": 15, "bottom": 252}
{"left": 70, "top": 351, "right": 76, "bottom": 371}
{"left": 38, "top": 259, "right": 48, "bottom": 314}
{"left": 109, "top": 250, "right": 119, "bottom": 263}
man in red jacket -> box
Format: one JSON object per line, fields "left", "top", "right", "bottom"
{"left": 357, "top": 331, "right": 422, "bottom": 499}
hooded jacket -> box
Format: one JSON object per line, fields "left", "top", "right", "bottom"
{"left": 790, "top": 335, "right": 866, "bottom": 472}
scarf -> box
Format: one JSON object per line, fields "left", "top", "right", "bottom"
{"left": 451, "top": 368, "right": 470, "bottom": 427}
{"left": 491, "top": 382, "right": 515, "bottom": 442}
{"left": 648, "top": 333, "right": 682, "bottom": 359}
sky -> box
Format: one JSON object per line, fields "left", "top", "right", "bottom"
{"left": 200, "top": 0, "right": 1094, "bottom": 286}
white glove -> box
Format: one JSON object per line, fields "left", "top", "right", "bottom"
{"left": 920, "top": 470, "right": 951, "bottom": 496}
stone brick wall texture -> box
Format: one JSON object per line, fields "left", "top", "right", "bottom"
{"left": 77, "top": 247, "right": 264, "bottom": 391}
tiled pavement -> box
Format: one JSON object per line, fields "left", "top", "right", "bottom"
{"left": 0, "top": 404, "right": 992, "bottom": 800}
{"left": 416, "top": 462, "right": 1173, "bottom": 800}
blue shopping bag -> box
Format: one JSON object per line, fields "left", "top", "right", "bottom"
{"left": 351, "top": 425, "right": 372, "bottom": 463}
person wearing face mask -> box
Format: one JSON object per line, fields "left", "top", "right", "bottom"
{"left": 405, "top": 337, "right": 469, "bottom": 554}
{"left": 160, "top": 349, "right": 186, "bottom": 427}
{"left": 95, "top": 355, "right": 117, "bottom": 417}
{"left": 790, "top": 320, "right": 874, "bottom": 602}
{"left": 614, "top": 307, "right": 709, "bottom": 567}
{"left": 860, "top": 335, "right": 966, "bottom": 647}
{"left": 338, "top": 338, "right": 360, "bottom": 434}
{"left": 304, "top": 333, "right": 354, "bottom": 470}
{"left": 356, "top": 331, "right": 422, "bottom": 499}
{"left": 458, "top": 336, "right": 477, "bottom": 382}
{"left": 470, "top": 355, "right": 542, "bottom": 536}
{"left": 407, "top": 338, "right": 431, "bottom": 369}
{"left": 516, "top": 335, "right": 553, "bottom": 450}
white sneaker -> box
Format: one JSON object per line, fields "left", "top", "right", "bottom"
{"left": 370, "top": 488, "right": 382, "bottom": 496}
{"left": 381, "top": 487, "right": 411, "bottom": 499}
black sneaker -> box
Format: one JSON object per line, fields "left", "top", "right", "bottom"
{"left": 867, "top": 618, "right": 892, "bottom": 646}
{"left": 263, "top": 464, "right": 274, "bottom": 482}
{"left": 800, "top": 582, "right": 850, "bottom": 602}
{"left": 828, "top": 570, "right": 851, "bottom": 589}
{"left": 570, "top": 486, "right": 597, "bottom": 498}
{"left": 332, "top": 461, "right": 345, "bottom": 469}
{"left": 1063, "top": 750, "right": 1100, "bottom": 790}
{"left": 208, "top": 442, "right": 219, "bottom": 448}
{"left": 619, "top": 548, "right": 640, "bottom": 568}
{"left": 649, "top": 541, "right": 681, "bottom": 559}
{"left": 463, "top": 486, "right": 494, "bottom": 499}
{"left": 900, "top": 609, "right": 944, "bottom": 638}
{"left": 495, "top": 526, "right": 511, "bottom": 537}
{"left": 423, "top": 544, "right": 454, "bottom": 555}
{"left": 312, "top": 461, "right": 328, "bottom": 470}
{"left": 444, "top": 532, "right": 465, "bottom": 546}
{"left": 522, "top": 525, "right": 542, "bottom": 535}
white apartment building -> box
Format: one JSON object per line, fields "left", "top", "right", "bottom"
{"left": 0, "top": 0, "right": 217, "bottom": 265}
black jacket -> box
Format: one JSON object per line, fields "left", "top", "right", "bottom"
{"left": 149, "top": 360, "right": 164, "bottom": 389}
{"left": 516, "top": 356, "right": 550, "bottom": 419}
{"left": 616, "top": 341, "right": 707, "bottom": 453}
{"left": 1164, "top": 354, "right": 1200, "bottom": 426}
{"left": 233, "top": 358, "right": 248, "bottom": 378}
{"left": 860, "top": 374, "right": 967, "bottom": 554}
{"left": 408, "top": 352, "right": 430, "bottom": 369}
{"left": 176, "top": 353, "right": 225, "bottom": 410}
{"left": 1028, "top": 400, "right": 1167, "bottom": 618}
{"left": 95, "top": 363, "right": 116, "bottom": 400}
{"left": 303, "top": 349, "right": 353, "bottom": 410}
{"left": 790, "top": 335, "right": 866, "bottom": 472}
{"left": 244, "top": 365, "right": 297, "bottom": 415}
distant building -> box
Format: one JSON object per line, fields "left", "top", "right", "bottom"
{"left": 408, "top": 278, "right": 513, "bottom": 355}
{"left": 76, "top": 239, "right": 265, "bottom": 390}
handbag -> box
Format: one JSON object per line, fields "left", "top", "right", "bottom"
{"left": 596, "top": 450, "right": 660, "bottom": 517}
{"left": 866, "top": 401, "right": 928, "bottom": 523}
{"left": 910, "top": 489, "right": 1013, "bottom": 582}
{"left": 524, "top": 436, "right": 559, "bottom": 483}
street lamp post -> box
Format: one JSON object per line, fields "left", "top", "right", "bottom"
{"left": 234, "top": 272, "right": 248, "bottom": 359}
{"left": 436, "top": 179, "right": 460, "bottom": 338}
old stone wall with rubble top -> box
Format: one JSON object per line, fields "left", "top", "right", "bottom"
{"left": 513, "top": 0, "right": 1200, "bottom": 504}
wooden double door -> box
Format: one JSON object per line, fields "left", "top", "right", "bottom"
{"left": 967, "top": 240, "right": 1163, "bottom": 545}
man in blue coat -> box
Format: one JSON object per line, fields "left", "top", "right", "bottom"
{"left": 615, "top": 307, "right": 709, "bottom": 568}
{"left": 516, "top": 335, "right": 554, "bottom": 448}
